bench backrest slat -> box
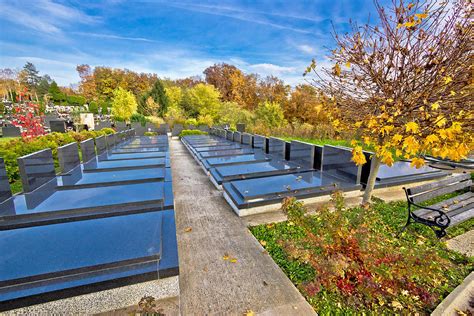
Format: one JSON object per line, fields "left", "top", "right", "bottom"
{"left": 410, "top": 179, "right": 472, "bottom": 204}
{"left": 407, "top": 173, "right": 470, "bottom": 196}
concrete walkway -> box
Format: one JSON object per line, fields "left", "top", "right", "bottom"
{"left": 170, "top": 139, "right": 315, "bottom": 315}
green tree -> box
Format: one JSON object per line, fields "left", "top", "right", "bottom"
{"left": 20, "top": 62, "right": 41, "bottom": 92}
{"left": 48, "top": 81, "right": 66, "bottom": 104}
{"left": 139, "top": 79, "right": 169, "bottom": 117}
{"left": 88, "top": 101, "right": 99, "bottom": 114}
{"left": 36, "top": 75, "right": 52, "bottom": 99}
{"left": 255, "top": 101, "right": 286, "bottom": 128}
{"left": 217, "top": 101, "right": 255, "bottom": 129}
{"left": 186, "top": 83, "right": 221, "bottom": 119}
{"left": 111, "top": 87, "right": 137, "bottom": 122}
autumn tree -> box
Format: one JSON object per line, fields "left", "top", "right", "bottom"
{"left": 204, "top": 63, "right": 240, "bottom": 101}
{"left": 257, "top": 75, "right": 290, "bottom": 106}
{"left": 255, "top": 101, "right": 286, "bottom": 129}
{"left": 229, "top": 71, "right": 259, "bottom": 110}
{"left": 139, "top": 79, "right": 169, "bottom": 117}
{"left": 76, "top": 64, "right": 97, "bottom": 100}
{"left": 285, "top": 84, "right": 329, "bottom": 125}
{"left": 306, "top": 0, "right": 473, "bottom": 203}
{"left": 181, "top": 83, "right": 221, "bottom": 120}
{"left": 111, "top": 87, "right": 137, "bottom": 122}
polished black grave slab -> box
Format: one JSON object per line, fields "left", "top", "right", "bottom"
{"left": 0, "top": 211, "right": 169, "bottom": 307}
{"left": 58, "top": 166, "right": 172, "bottom": 189}
{"left": 0, "top": 181, "right": 173, "bottom": 229}
{"left": 18, "top": 149, "right": 56, "bottom": 193}
{"left": 223, "top": 171, "right": 361, "bottom": 210}
{"left": 202, "top": 152, "right": 271, "bottom": 170}
{"left": 83, "top": 157, "right": 170, "bottom": 172}
{"left": 199, "top": 148, "right": 255, "bottom": 159}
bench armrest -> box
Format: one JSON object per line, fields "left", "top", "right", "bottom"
{"left": 409, "top": 202, "right": 451, "bottom": 228}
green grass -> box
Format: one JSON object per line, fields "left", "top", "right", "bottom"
{"left": 250, "top": 195, "right": 473, "bottom": 314}
{"left": 280, "top": 136, "right": 354, "bottom": 148}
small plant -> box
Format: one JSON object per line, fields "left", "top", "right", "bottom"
{"left": 144, "top": 131, "right": 158, "bottom": 136}
{"left": 179, "top": 129, "right": 208, "bottom": 138}
{"left": 134, "top": 295, "right": 165, "bottom": 316}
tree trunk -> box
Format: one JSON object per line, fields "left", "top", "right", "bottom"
{"left": 362, "top": 156, "right": 382, "bottom": 204}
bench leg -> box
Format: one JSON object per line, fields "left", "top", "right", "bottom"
{"left": 397, "top": 216, "right": 411, "bottom": 237}
{"left": 432, "top": 227, "right": 447, "bottom": 239}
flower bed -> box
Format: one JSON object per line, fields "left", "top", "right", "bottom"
{"left": 250, "top": 193, "right": 473, "bottom": 314}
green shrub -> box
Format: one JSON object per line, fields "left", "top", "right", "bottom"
{"left": 179, "top": 129, "right": 208, "bottom": 137}
{"left": 144, "top": 131, "right": 157, "bottom": 136}
{"left": 66, "top": 95, "right": 86, "bottom": 106}
{"left": 130, "top": 113, "right": 149, "bottom": 126}
{"left": 0, "top": 128, "right": 116, "bottom": 192}
{"left": 88, "top": 101, "right": 99, "bottom": 114}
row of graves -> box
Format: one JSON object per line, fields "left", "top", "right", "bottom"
{"left": 181, "top": 128, "right": 448, "bottom": 216}
{"left": 0, "top": 130, "right": 178, "bottom": 311}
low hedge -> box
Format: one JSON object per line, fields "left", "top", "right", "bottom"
{"left": 0, "top": 128, "right": 115, "bottom": 191}
{"left": 179, "top": 129, "right": 208, "bottom": 138}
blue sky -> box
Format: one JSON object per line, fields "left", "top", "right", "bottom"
{"left": 0, "top": 0, "right": 387, "bottom": 86}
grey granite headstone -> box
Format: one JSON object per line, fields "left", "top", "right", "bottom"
{"left": 197, "top": 125, "right": 209, "bottom": 132}
{"left": 188, "top": 124, "right": 196, "bottom": 130}
{"left": 226, "top": 131, "right": 234, "bottom": 141}
{"left": 241, "top": 133, "right": 252, "bottom": 145}
{"left": 18, "top": 148, "right": 56, "bottom": 193}
{"left": 106, "top": 133, "right": 116, "bottom": 149}
{"left": 172, "top": 124, "right": 183, "bottom": 136}
{"left": 2, "top": 126, "right": 21, "bottom": 137}
{"left": 145, "top": 122, "right": 156, "bottom": 132}
{"left": 289, "top": 141, "right": 318, "bottom": 169}
{"left": 44, "top": 115, "right": 59, "bottom": 128}
{"left": 96, "top": 121, "right": 111, "bottom": 130}
{"left": 158, "top": 124, "right": 170, "bottom": 134}
{"left": 80, "top": 138, "right": 96, "bottom": 163}
{"left": 58, "top": 142, "right": 80, "bottom": 173}
{"left": 50, "top": 120, "right": 67, "bottom": 133}
{"left": 95, "top": 136, "right": 106, "bottom": 154}
{"left": 268, "top": 137, "right": 286, "bottom": 159}
{"left": 322, "top": 145, "right": 361, "bottom": 183}
{"left": 233, "top": 131, "right": 241, "bottom": 143}
{"left": 115, "top": 122, "right": 127, "bottom": 131}
{"left": 132, "top": 122, "right": 146, "bottom": 136}
{"left": 236, "top": 123, "right": 246, "bottom": 132}
{"left": 0, "top": 158, "right": 12, "bottom": 203}
{"left": 253, "top": 135, "right": 266, "bottom": 150}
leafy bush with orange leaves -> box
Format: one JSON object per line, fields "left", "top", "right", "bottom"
{"left": 250, "top": 193, "right": 472, "bottom": 314}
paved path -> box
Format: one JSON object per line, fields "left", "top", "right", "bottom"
{"left": 170, "top": 139, "right": 315, "bottom": 315}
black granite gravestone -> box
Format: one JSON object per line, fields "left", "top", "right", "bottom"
{"left": 50, "top": 120, "right": 67, "bottom": 133}
{"left": 18, "top": 149, "right": 56, "bottom": 193}
{"left": 106, "top": 134, "right": 116, "bottom": 149}
{"left": 96, "top": 136, "right": 106, "bottom": 154}
{"left": 289, "top": 141, "right": 320, "bottom": 169}
{"left": 2, "top": 126, "right": 21, "bottom": 137}
{"left": 322, "top": 145, "right": 361, "bottom": 183}
{"left": 0, "top": 158, "right": 12, "bottom": 203}
{"left": 241, "top": 133, "right": 252, "bottom": 145}
{"left": 172, "top": 124, "right": 183, "bottom": 136}
{"left": 236, "top": 123, "right": 246, "bottom": 132}
{"left": 233, "top": 131, "right": 241, "bottom": 143}
{"left": 268, "top": 137, "right": 286, "bottom": 159}
{"left": 80, "top": 138, "right": 96, "bottom": 163}
{"left": 58, "top": 142, "right": 80, "bottom": 173}
{"left": 226, "top": 131, "right": 234, "bottom": 141}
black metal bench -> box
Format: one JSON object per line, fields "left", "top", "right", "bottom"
{"left": 402, "top": 173, "right": 473, "bottom": 238}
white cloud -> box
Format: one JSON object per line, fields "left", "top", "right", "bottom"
{"left": 72, "top": 32, "right": 157, "bottom": 43}
{"left": 297, "top": 44, "right": 315, "bottom": 54}
{"left": 0, "top": 0, "right": 99, "bottom": 35}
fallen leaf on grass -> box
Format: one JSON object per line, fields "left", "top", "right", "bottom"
{"left": 223, "top": 254, "right": 229, "bottom": 260}
{"left": 259, "top": 240, "right": 267, "bottom": 246}
{"left": 243, "top": 310, "right": 255, "bottom": 316}
{"left": 184, "top": 227, "right": 192, "bottom": 232}
{"left": 230, "top": 258, "right": 238, "bottom": 263}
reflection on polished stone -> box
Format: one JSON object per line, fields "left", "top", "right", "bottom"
{"left": 18, "top": 149, "right": 56, "bottom": 193}
{"left": 80, "top": 138, "right": 96, "bottom": 163}
{"left": 0, "top": 158, "right": 12, "bottom": 203}
{"left": 58, "top": 142, "right": 80, "bottom": 173}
